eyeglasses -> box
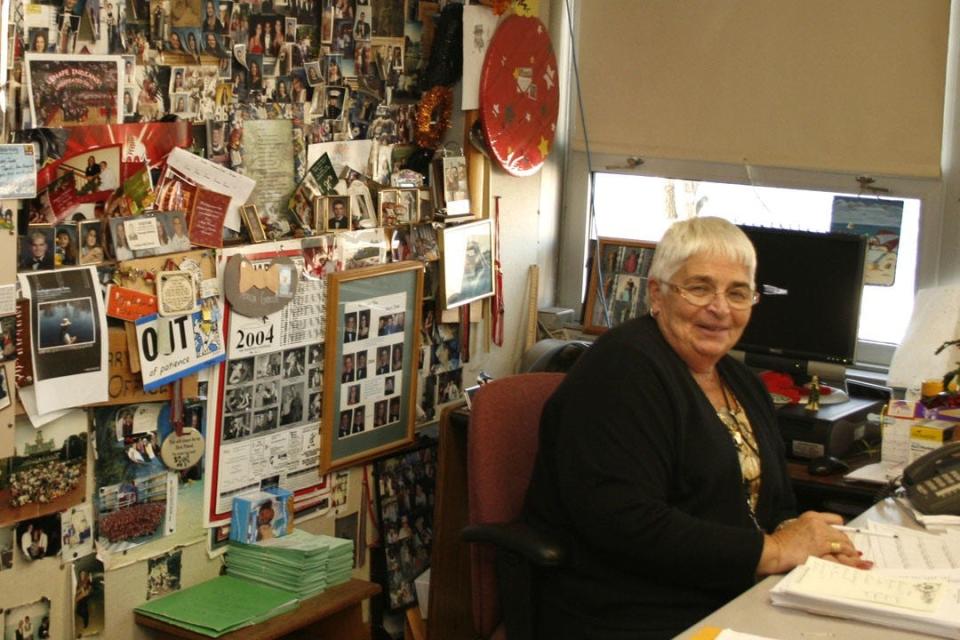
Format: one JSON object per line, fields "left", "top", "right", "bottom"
{"left": 666, "top": 282, "right": 759, "bottom": 310}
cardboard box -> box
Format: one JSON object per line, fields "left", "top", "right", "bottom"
{"left": 910, "top": 420, "right": 957, "bottom": 462}
{"left": 415, "top": 568, "right": 430, "bottom": 619}
{"left": 229, "top": 487, "right": 294, "bottom": 543}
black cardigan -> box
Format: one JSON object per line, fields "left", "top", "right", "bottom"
{"left": 523, "top": 315, "right": 797, "bottom": 639}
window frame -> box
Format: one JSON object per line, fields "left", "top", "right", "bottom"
{"left": 557, "top": 151, "right": 945, "bottom": 368}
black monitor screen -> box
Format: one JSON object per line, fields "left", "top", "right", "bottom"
{"left": 736, "top": 225, "right": 866, "bottom": 366}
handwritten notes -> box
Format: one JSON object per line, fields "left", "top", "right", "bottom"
{"left": 189, "top": 188, "right": 231, "bottom": 248}
{"left": 0, "top": 144, "right": 37, "bottom": 198}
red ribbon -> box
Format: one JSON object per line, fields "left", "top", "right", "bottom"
{"left": 491, "top": 196, "right": 505, "bottom": 347}
{"left": 170, "top": 378, "right": 184, "bottom": 437}
{"left": 460, "top": 305, "right": 471, "bottom": 363}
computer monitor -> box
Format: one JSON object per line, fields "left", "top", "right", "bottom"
{"left": 734, "top": 225, "right": 867, "bottom": 378}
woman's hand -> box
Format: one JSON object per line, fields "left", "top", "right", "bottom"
{"left": 756, "top": 511, "right": 873, "bottom": 576}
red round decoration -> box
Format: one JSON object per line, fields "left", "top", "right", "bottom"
{"left": 479, "top": 15, "right": 559, "bottom": 177}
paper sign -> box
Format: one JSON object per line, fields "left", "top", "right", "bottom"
{"left": 124, "top": 217, "right": 161, "bottom": 251}
{"left": 462, "top": 5, "right": 500, "bottom": 111}
{"left": 0, "top": 144, "right": 37, "bottom": 198}
{"left": 135, "top": 308, "right": 226, "bottom": 391}
{"left": 18, "top": 266, "right": 109, "bottom": 413}
{"left": 90, "top": 327, "right": 198, "bottom": 406}
{"left": 105, "top": 285, "right": 158, "bottom": 321}
{"left": 45, "top": 172, "right": 80, "bottom": 222}
{"left": 121, "top": 165, "right": 155, "bottom": 215}
{"left": 0, "top": 284, "right": 16, "bottom": 316}
{"left": 165, "top": 147, "right": 255, "bottom": 232}
{"left": 157, "top": 271, "right": 198, "bottom": 317}
{"left": 189, "top": 187, "right": 231, "bottom": 248}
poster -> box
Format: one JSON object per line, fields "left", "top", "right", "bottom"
{"left": 26, "top": 122, "right": 193, "bottom": 197}
{"left": 146, "top": 549, "right": 183, "bottom": 600}
{"left": 205, "top": 242, "right": 331, "bottom": 525}
{"left": 91, "top": 326, "right": 199, "bottom": 406}
{"left": 242, "top": 119, "right": 297, "bottom": 237}
{"left": 461, "top": 4, "right": 499, "bottom": 111}
{"left": 18, "top": 266, "right": 109, "bottom": 414}
{"left": 4, "top": 597, "right": 50, "bottom": 640}
{"left": 61, "top": 503, "right": 94, "bottom": 561}
{"left": 206, "top": 341, "right": 324, "bottom": 522}
{"left": 336, "top": 292, "right": 406, "bottom": 439}
{"left": 92, "top": 404, "right": 178, "bottom": 555}
{"left": 134, "top": 301, "right": 226, "bottom": 392}
{"left": 73, "top": 554, "right": 106, "bottom": 638}
{"left": 224, "top": 248, "right": 327, "bottom": 360}
{"left": 25, "top": 54, "right": 123, "bottom": 128}
{"left": 0, "top": 412, "right": 87, "bottom": 528}
{"left": 162, "top": 146, "right": 256, "bottom": 232}
{"left": 830, "top": 196, "right": 904, "bottom": 287}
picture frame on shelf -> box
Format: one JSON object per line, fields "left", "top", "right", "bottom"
{"left": 239, "top": 204, "right": 268, "bottom": 243}
{"left": 582, "top": 237, "right": 657, "bottom": 334}
{"left": 439, "top": 218, "right": 494, "bottom": 309}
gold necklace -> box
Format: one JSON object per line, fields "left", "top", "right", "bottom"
{"left": 719, "top": 382, "right": 759, "bottom": 456}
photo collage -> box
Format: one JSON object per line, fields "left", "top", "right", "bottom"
{"left": 337, "top": 301, "right": 404, "bottom": 440}
{"left": 374, "top": 443, "right": 436, "bottom": 610}
{"left": 221, "top": 343, "right": 324, "bottom": 443}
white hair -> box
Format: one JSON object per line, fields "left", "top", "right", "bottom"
{"left": 645, "top": 217, "right": 756, "bottom": 303}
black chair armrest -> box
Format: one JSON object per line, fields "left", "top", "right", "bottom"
{"left": 462, "top": 521, "right": 565, "bottom": 567}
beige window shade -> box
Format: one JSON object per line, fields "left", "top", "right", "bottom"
{"left": 572, "top": 0, "right": 949, "bottom": 178}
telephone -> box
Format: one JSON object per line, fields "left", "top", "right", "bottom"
{"left": 901, "top": 441, "right": 960, "bottom": 515}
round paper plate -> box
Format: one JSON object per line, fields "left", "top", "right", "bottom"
{"left": 479, "top": 15, "right": 559, "bottom": 177}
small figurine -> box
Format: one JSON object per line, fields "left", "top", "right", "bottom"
{"left": 805, "top": 375, "right": 821, "bottom": 412}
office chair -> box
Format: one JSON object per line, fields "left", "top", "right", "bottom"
{"left": 461, "top": 372, "right": 567, "bottom": 640}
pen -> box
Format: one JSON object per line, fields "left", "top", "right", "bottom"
{"left": 832, "top": 525, "right": 899, "bottom": 538}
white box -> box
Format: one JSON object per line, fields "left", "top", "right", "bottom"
{"left": 415, "top": 568, "right": 430, "bottom": 619}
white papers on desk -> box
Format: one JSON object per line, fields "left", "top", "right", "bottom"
{"left": 851, "top": 521, "right": 960, "bottom": 570}
{"left": 715, "top": 631, "right": 780, "bottom": 640}
{"left": 896, "top": 496, "right": 960, "bottom": 531}
{"left": 771, "top": 557, "right": 960, "bottom": 638}
{"left": 843, "top": 461, "right": 904, "bottom": 485}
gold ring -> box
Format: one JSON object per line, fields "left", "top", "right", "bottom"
{"left": 830, "top": 541, "right": 841, "bottom": 554}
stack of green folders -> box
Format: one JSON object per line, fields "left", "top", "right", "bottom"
{"left": 135, "top": 575, "right": 299, "bottom": 637}
{"left": 226, "top": 529, "right": 355, "bottom": 599}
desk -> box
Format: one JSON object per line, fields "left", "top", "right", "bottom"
{"left": 787, "top": 451, "right": 886, "bottom": 518}
{"left": 135, "top": 578, "right": 380, "bottom": 640}
{"left": 675, "top": 499, "right": 930, "bottom": 640}
{"left": 425, "top": 405, "right": 474, "bottom": 640}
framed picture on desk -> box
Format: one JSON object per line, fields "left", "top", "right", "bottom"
{"left": 583, "top": 237, "right": 656, "bottom": 334}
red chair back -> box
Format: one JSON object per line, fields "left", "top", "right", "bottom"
{"left": 467, "top": 372, "right": 565, "bottom": 638}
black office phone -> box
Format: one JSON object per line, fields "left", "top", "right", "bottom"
{"left": 902, "top": 441, "right": 960, "bottom": 515}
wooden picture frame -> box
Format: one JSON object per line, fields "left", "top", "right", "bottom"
{"left": 321, "top": 261, "right": 423, "bottom": 473}
{"left": 583, "top": 237, "right": 657, "bottom": 334}
{"left": 439, "top": 218, "right": 494, "bottom": 309}
{"left": 240, "top": 204, "right": 267, "bottom": 244}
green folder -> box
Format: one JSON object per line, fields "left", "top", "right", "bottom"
{"left": 135, "top": 575, "right": 299, "bottom": 637}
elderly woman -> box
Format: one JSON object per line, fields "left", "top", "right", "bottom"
{"left": 524, "top": 217, "right": 868, "bottom": 639}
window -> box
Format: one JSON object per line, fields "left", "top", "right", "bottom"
{"left": 558, "top": 154, "right": 943, "bottom": 368}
